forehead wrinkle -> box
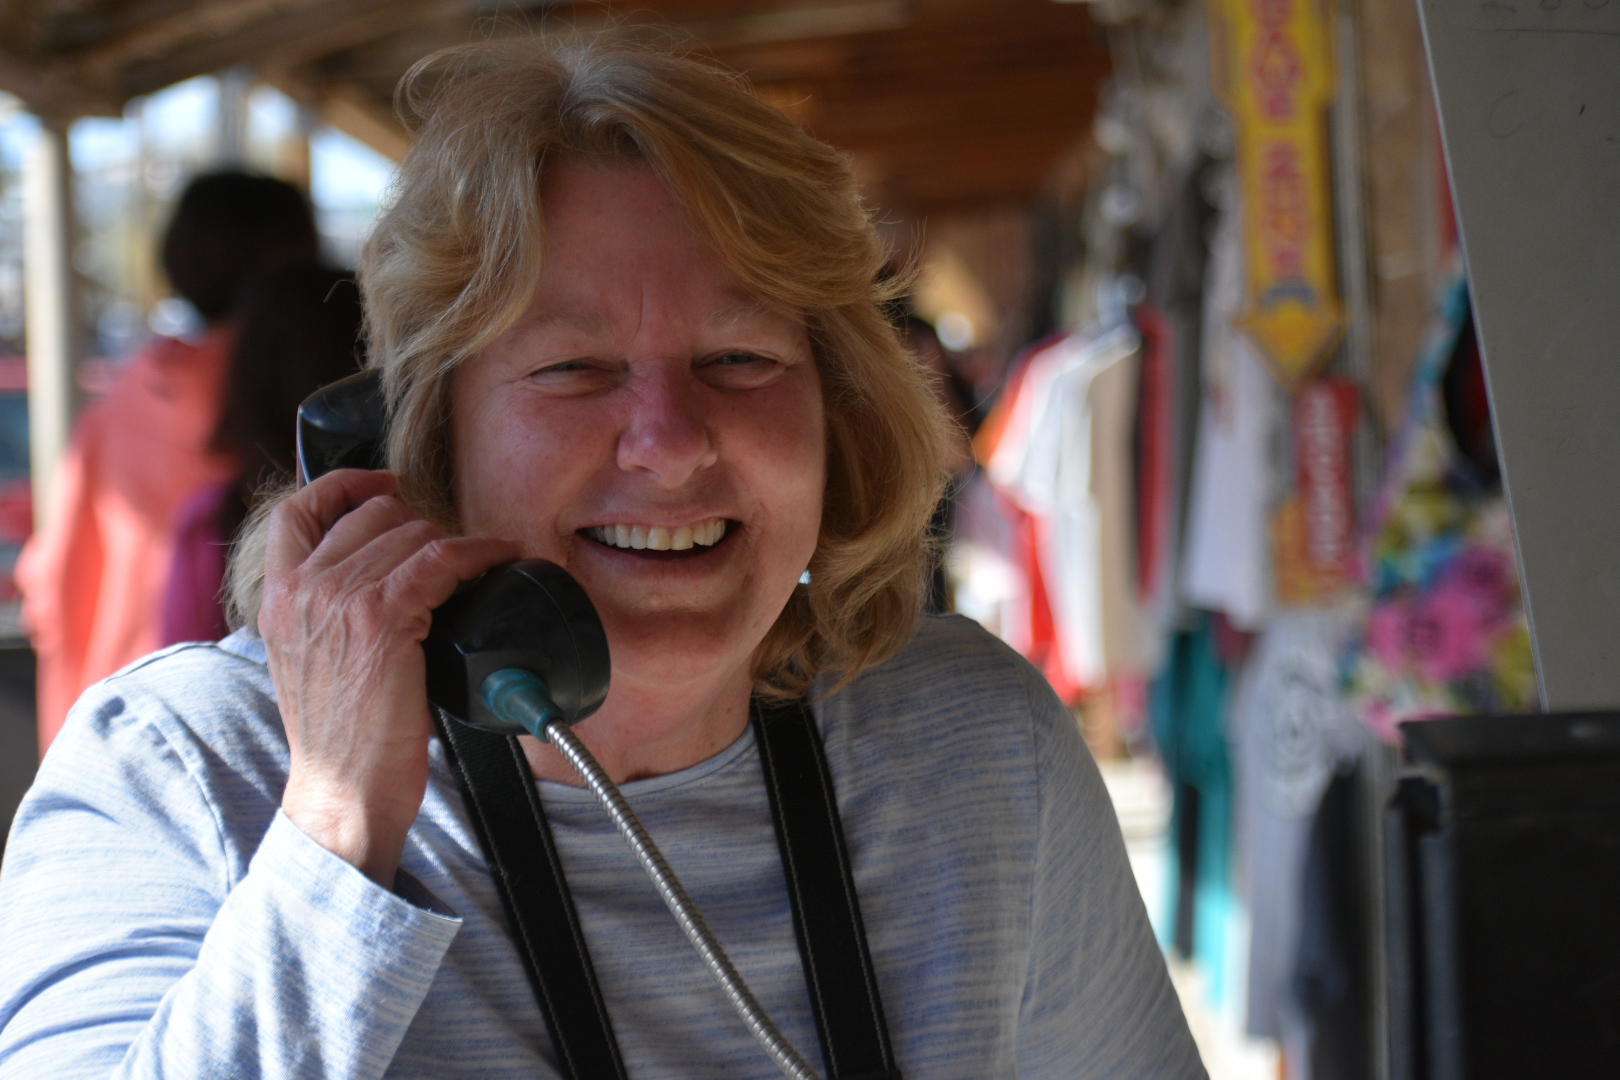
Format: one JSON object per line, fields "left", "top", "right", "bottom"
{"left": 706, "top": 298, "right": 801, "bottom": 333}
{"left": 524, "top": 304, "right": 614, "bottom": 337}
{"left": 522, "top": 293, "right": 797, "bottom": 343}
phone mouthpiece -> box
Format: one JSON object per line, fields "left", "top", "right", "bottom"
{"left": 481, "top": 668, "right": 565, "bottom": 742}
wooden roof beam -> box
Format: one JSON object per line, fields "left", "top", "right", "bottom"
{"left": 268, "top": 69, "right": 409, "bottom": 161}
{"left": 0, "top": 48, "right": 113, "bottom": 117}
{"left": 0, "top": 0, "right": 50, "bottom": 58}
{"left": 41, "top": 0, "right": 208, "bottom": 55}
{"left": 112, "top": 0, "right": 455, "bottom": 98}
{"left": 61, "top": 0, "right": 328, "bottom": 85}
{"left": 317, "top": 80, "right": 410, "bottom": 161}
{"left": 674, "top": 1, "right": 910, "bottom": 47}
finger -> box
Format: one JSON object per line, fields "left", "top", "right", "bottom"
{"left": 266, "top": 470, "right": 398, "bottom": 580}
{"left": 321, "top": 517, "right": 447, "bottom": 588}
{"left": 383, "top": 535, "right": 525, "bottom": 617}
{"left": 304, "top": 494, "right": 427, "bottom": 573}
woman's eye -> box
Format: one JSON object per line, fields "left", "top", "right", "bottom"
{"left": 702, "top": 352, "right": 784, "bottom": 388}
{"left": 529, "top": 357, "right": 591, "bottom": 374}
{"left": 527, "top": 359, "right": 616, "bottom": 394}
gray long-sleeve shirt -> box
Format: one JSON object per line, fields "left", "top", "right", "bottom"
{"left": 0, "top": 613, "right": 1204, "bottom": 1079}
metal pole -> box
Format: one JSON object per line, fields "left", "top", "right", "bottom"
{"left": 22, "top": 119, "right": 78, "bottom": 531}
{"left": 1330, "top": 4, "right": 1382, "bottom": 511}
{"left": 1326, "top": 11, "right": 1398, "bottom": 1077}
{"left": 287, "top": 100, "right": 318, "bottom": 192}
{"left": 217, "top": 66, "right": 253, "bottom": 166}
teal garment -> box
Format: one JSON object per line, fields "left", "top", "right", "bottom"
{"left": 1151, "top": 613, "right": 1236, "bottom": 1008}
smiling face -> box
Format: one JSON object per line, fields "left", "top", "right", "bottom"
{"left": 451, "top": 164, "right": 825, "bottom": 691}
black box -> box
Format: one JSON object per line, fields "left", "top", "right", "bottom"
{"left": 1386, "top": 713, "right": 1620, "bottom": 1080}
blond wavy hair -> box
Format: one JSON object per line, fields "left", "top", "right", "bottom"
{"left": 228, "top": 35, "right": 951, "bottom": 698}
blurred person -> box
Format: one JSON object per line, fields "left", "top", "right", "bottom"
{"left": 17, "top": 172, "right": 318, "bottom": 749}
{"left": 160, "top": 265, "right": 366, "bottom": 645}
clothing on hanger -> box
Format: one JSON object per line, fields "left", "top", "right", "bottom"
{"left": 1180, "top": 199, "right": 1281, "bottom": 631}
{"left": 980, "top": 326, "right": 1148, "bottom": 696}
{"left": 1344, "top": 281, "right": 1535, "bottom": 740}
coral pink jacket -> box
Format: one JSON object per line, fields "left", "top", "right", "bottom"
{"left": 18, "top": 330, "right": 234, "bottom": 751}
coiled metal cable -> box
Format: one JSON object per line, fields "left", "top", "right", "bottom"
{"left": 481, "top": 668, "right": 821, "bottom": 1080}
{"left": 544, "top": 719, "right": 822, "bottom": 1080}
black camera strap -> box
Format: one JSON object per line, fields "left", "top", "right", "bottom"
{"left": 752, "top": 697, "right": 902, "bottom": 1080}
{"left": 434, "top": 698, "right": 900, "bottom": 1080}
{"left": 434, "top": 707, "right": 629, "bottom": 1080}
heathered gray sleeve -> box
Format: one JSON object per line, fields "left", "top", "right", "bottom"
{"left": 0, "top": 663, "right": 462, "bottom": 1080}
{"left": 1013, "top": 666, "right": 1206, "bottom": 1079}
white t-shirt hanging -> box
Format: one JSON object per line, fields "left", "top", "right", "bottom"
{"left": 1181, "top": 197, "right": 1280, "bottom": 630}
{"left": 987, "top": 325, "right": 1145, "bottom": 688}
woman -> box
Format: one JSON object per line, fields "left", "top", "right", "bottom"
{"left": 161, "top": 265, "right": 367, "bottom": 645}
{"left": 17, "top": 173, "right": 319, "bottom": 747}
{"left": 0, "top": 39, "right": 1202, "bottom": 1079}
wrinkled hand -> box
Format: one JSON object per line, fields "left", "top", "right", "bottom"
{"left": 261, "top": 469, "right": 520, "bottom": 885}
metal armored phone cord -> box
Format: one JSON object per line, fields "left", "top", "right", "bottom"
{"left": 480, "top": 668, "right": 823, "bottom": 1080}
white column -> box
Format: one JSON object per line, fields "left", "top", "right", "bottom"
{"left": 217, "top": 66, "right": 253, "bottom": 166}
{"left": 22, "top": 119, "right": 78, "bottom": 532}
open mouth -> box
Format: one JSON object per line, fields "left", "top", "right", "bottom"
{"left": 581, "top": 517, "right": 734, "bottom": 560}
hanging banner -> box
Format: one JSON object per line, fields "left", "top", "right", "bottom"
{"left": 1273, "top": 378, "right": 1359, "bottom": 604}
{"left": 1210, "top": 0, "right": 1345, "bottom": 389}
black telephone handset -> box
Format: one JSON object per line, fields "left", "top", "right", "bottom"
{"left": 295, "top": 371, "right": 610, "bottom": 738}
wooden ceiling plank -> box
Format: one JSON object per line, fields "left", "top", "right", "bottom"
{"left": 16, "top": 0, "right": 1108, "bottom": 211}
{"left": 42, "top": 0, "right": 205, "bottom": 55}
{"left": 669, "top": 0, "right": 911, "bottom": 48}
{"left": 306, "top": 11, "right": 510, "bottom": 85}
{"left": 0, "top": 47, "right": 111, "bottom": 116}
{"left": 319, "top": 79, "right": 410, "bottom": 160}
{"left": 727, "top": 29, "right": 1100, "bottom": 87}
{"left": 722, "top": 45, "right": 1100, "bottom": 100}
{"left": 264, "top": 68, "right": 409, "bottom": 160}
{"left": 850, "top": 138, "right": 1090, "bottom": 178}
{"left": 811, "top": 100, "right": 1097, "bottom": 143}
{"left": 0, "top": 0, "right": 51, "bottom": 58}
{"left": 804, "top": 59, "right": 1105, "bottom": 102}
{"left": 550, "top": 0, "right": 898, "bottom": 25}
{"left": 111, "top": 0, "right": 433, "bottom": 98}
{"left": 60, "top": 0, "right": 327, "bottom": 81}
{"left": 247, "top": 0, "right": 463, "bottom": 84}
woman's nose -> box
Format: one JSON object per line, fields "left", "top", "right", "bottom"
{"left": 616, "top": 365, "right": 718, "bottom": 486}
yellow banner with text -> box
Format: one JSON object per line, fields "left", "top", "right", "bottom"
{"left": 1210, "top": 0, "right": 1345, "bottom": 390}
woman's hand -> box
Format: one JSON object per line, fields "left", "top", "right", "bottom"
{"left": 261, "top": 469, "right": 521, "bottom": 886}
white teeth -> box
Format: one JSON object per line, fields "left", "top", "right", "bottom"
{"left": 588, "top": 518, "right": 728, "bottom": 550}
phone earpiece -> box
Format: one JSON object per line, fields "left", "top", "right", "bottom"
{"left": 295, "top": 369, "right": 389, "bottom": 486}
{"left": 295, "top": 373, "right": 611, "bottom": 737}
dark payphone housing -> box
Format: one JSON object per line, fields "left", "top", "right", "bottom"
{"left": 1386, "top": 713, "right": 1620, "bottom": 1080}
